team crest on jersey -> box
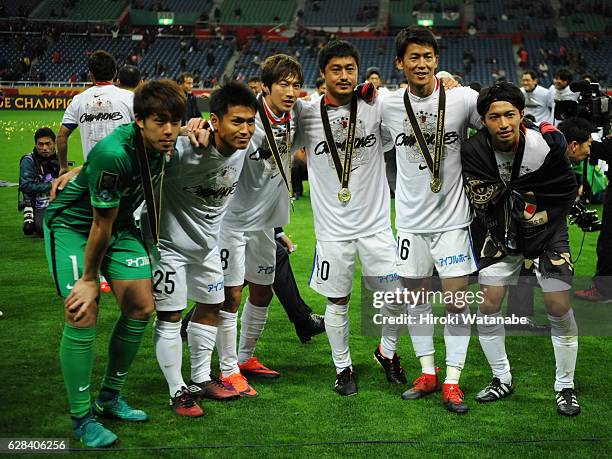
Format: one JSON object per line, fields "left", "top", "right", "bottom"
{"left": 183, "top": 166, "right": 239, "bottom": 208}
{"left": 99, "top": 171, "right": 118, "bottom": 190}
{"left": 394, "top": 110, "right": 459, "bottom": 163}
{"left": 313, "top": 117, "right": 376, "bottom": 171}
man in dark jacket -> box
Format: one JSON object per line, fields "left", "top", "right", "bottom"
{"left": 177, "top": 72, "right": 202, "bottom": 125}
{"left": 19, "top": 127, "right": 60, "bottom": 236}
{"left": 461, "top": 82, "right": 580, "bottom": 417}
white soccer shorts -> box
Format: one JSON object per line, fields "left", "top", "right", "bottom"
{"left": 309, "top": 228, "right": 399, "bottom": 298}
{"left": 219, "top": 228, "right": 276, "bottom": 287}
{"left": 396, "top": 227, "right": 478, "bottom": 279}
{"left": 153, "top": 248, "right": 225, "bottom": 311}
{"left": 479, "top": 255, "right": 571, "bottom": 292}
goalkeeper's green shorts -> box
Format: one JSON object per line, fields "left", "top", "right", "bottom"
{"left": 44, "top": 223, "right": 152, "bottom": 297}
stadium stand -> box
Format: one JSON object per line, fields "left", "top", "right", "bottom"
{"left": 524, "top": 36, "right": 612, "bottom": 86}
{"left": 301, "top": 0, "right": 380, "bottom": 27}
{"left": 0, "top": 33, "right": 231, "bottom": 83}
{"left": 560, "top": 0, "right": 612, "bottom": 33}
{"left": 474, "top": 0, "right": 554, "bottom": 34}
{"left": 219, "top": 0, "right": 297, "bottom": 26}
{"left": 31, "top": 0, "right": 128, "bottom": 21}
{"left": 137, "top": 37, "right": 232, "bottom": 81}
{"left": 388, "top": 0, "right": 463, "bottom": 28}
{"left": 0, "top": 0, "right": 42, "bottom": 18}
{"left": 233, "top": 35, "right": 517, "bottom": 87}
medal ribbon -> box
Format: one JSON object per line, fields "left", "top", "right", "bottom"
{"left": 403, "top": 84, "right": 446, "bottom": 189}
{"left": 257, "top": 95, "right": 293, "bottom": 197}
{"left": 320, "top": 93, "right": 358, "bottom": 190}
{"left": 135, "top": 128, "right": 165, "bottom": 247}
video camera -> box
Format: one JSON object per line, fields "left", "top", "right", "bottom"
{"left": 569, "top": 199, "right": 602, "bottom": 232}
{"left": 554, "top": 80, "right": 611, "bottom": 133}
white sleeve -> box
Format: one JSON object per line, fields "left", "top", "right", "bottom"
{"left": 61, "top": 95, "right": 79, "bottom": 127}
{"left": 464, "top": 88, "right": 482, "bottom": 129}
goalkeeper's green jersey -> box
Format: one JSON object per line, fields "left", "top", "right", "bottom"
{"left": 46, "top": 123, "right": 166, "bottom": 234}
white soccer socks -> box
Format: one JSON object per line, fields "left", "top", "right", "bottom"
{"left": 476, "top": 309, "right": 512, "bottom": 384}
{"left": 380, "top": 301, "right": 406, "bottom": 358}
{"left": 325, "top": 301, "right": 351, "bottom": 372}
{"left": 187, "top": 322, "right": 217, "bottom": 384}
{"left": 216, "top": 310, "right": 239, "bottom": 376}
{"left": 549, "top": 309, "right": 578, "bottom": 391}
{"left": 443, "top": 307, "right": 471, "bottom": 384}
{"left": 153, "top": 319, "right": 186, "bottom": 396}
{"left": 406, "top": 302, "right": 436, "bottom": 374}
{"left": 238, "top": 299, "right": 269, "bottom": 364}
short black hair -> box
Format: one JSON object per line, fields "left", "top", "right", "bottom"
{"left": 366, "top": 67, "right": 381, "bottom": 79}
{"left": 554, "top": 68, "right": 573, "bottom": 83}
{"left": 177, "top": 72, "right": 194, "bottom": 84}
{"left": 522, "top": 70, "right": 538, "bottom": 80}
{"left": 133, "top": 79, "right": 187, "bottom": 122}
{"left": 34, "top": 127, "right": 55, "bottom": 143}
{"left": 248, "top": 76, "right": 261, "bottom": 84}
{"left": 558, "top": 117, "right": 593, "bottom": 144}
{"left": 395, "top": 26, "right": 439, "bottom": 60}
{"left": 318, "top": 40, "right": 360, "bottom": 72}
{"left": 468, "top": 81, "right": 482, "bottom": 93}
{"left": 88, "top": 50, "right": 117, "bottom": 82}
{"left": 210, "top": 80, "right": 258, "bottom": 119}
{"left": 315, "top": 77, "right": 325, "bottom": 89}
{"left": 118, "top": 65, "right": 141, "bottom": 88}
{"left": 260, "top": 54, "right": 304, "bottom": 90}
{"left": 477, "top": 81, "right": 525, "bottom": 117}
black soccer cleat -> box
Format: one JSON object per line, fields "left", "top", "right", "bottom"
{"left": 556, "top": 388, "right": 581, "bottom": 416}
{"left": 374, "top": 345, "right": 407, "bottom": 385}
{"left": 475, "top": 377, "right": 514, "bottom": 403}
{"left": 335, "top": 367, "right": 357, "bottom": 397}
{"left": 296, "top": 314, "right": 325, "bottom": 343}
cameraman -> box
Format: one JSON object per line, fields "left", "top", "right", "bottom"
{"left": 18, "top": 127, "right": 60, "bottom": 236}
{"left": 574, "top": 133, "right": 612, "bottom": 302}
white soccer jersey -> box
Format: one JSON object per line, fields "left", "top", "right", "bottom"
{"left": 381, "top": 84, "right": 481, "bottom": 233}
{"left": 293, "top": 95, "right": 391, "bottom": 241}
{"left": 143, "top": 136, "right": 247, "bottom": 258}
{"left": 62, "top": 84, "right": 134, "bottom": 158}
{"left": 494, "top": 128, "right": 551, "bottom": 182}
{"left": 522, "top": 85, "right": 553, "bottom": 123}
{"left": 222, "top": 98, "right": 294, "bottom": 231}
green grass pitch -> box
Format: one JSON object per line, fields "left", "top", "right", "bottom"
{"left": 0, "top": 110, "right": 610, "bottom": 457}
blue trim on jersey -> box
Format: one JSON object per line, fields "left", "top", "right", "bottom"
{"left": 309, "top": 247, "right": 317, "bottom": 284}
{"left": 62, "top": 123, "right": 78, "bottom": 130}
{"left": 467, "top": 226, "right": 479, "bottom": 270}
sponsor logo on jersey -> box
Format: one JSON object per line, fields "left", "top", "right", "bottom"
{"left": 207, "top": 281, "right": 224, "bottom": 292}
{"left": 78, "top": 385, "right": 90, "bottom": 392}
{"left": 438, "top": 253, "right": 471, "bottom": 267}
{"left": 257, "top": 265, "right": 275, "bottom": 274}
{"left": 126, "top": 256, "right": 150, "bottom": 267}
{"left": 99, "top": 171, "right": 118, "bottom": 190}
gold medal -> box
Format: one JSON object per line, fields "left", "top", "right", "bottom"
{"left": 338, "top": 187, "right": 351, "bottom": 203}
{"left": 430, "top": 178, "right": 441, "bottom": 193}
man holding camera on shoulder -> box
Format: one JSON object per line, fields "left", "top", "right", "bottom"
{"left": 461, "top": 82, "right": 581, "bottom": 416}
{"left": 18, "top": 127, "right": 60, "bottom": 236}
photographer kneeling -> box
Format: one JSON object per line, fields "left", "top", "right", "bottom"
{"left": 462, "top": 82, "right": 580, "bottom": 416}
{"left": 18, "top": 128, "right": 60, "bottom": 236}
